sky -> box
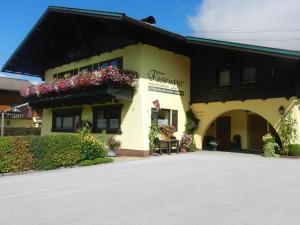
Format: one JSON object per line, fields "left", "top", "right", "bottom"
{"left": 0, "top": 0, "right": 299, "bottom": 82}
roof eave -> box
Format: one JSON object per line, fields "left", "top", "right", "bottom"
{"left": 186, "top": 37, "right": 300, "bottom": 60}
{"left": 1, "top": 6, "right": 125, "bottom": 77}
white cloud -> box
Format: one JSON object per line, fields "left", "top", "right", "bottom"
{"left": 188, "top": 0, "right": 300, "bottom": 50}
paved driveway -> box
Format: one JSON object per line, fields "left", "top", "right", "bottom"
{"left": 1, "top": 151, "right": 300, "bottom": 225}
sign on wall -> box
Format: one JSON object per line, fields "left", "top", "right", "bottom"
{"left": 147, "top": 70, "right": 184, "bottom": 96}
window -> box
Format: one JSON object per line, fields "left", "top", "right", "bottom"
{"left": 99, "top": 57, "right": 123, "bottom": 69}
{"left": 241, "top": 67, "right": 256, "bottom": 83}
{"left": 52, "top": 58, "right": 123, "bottom": 79}
{"left": 151, "top": 108, "right": 178, "bottom": 131}
{"left": 52, "top": 109, "right": 82, "bottom": 132}
{"left": 92, "top": 105, "right": 122, "bottom": 134}
{"left": 79, "top": 65, "right": 92, "bottom": 73}
{"left": 217, "top": 69, "right": 231, "bottom": 87}
{"left": 53, "top": 69, "right": 78, "bottom": 79}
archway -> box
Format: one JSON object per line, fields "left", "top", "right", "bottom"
{"left": 202, "top": 110, "right": 281, "bottom": 152}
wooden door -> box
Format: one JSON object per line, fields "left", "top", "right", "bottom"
{"left": 248, "top": 115, "right": 267, "bottom": 150}
{"left": 216, "top": 117, "right": 231, "bottom": 150}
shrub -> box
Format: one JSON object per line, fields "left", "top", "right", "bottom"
{"left": 29, "top": 134, "right": 82, "bottom": 170}
{"left": 0, "top": 136, "right": 34, "bottom": 173}
{"left": 10, "top": 137, "right": 34, "bottom": 172}
{"left": 180, "top": 133, "right": 193, "bottom": 152}
{"left": 80, "top": 135, "right": 107, "bottom": 160}
{"left": 148, "top": 119, "right": 159, "bottom": 153}
{"left": 185, "top": 109, "right": 199, "bottom": 134}
{"left": 0, "top": 134, "right": 108, "bottom": 173}
{"left": 278, "top": 110, "right": 297, "bottom": 155}
{"left": 262, "top": 134, "right": 279, "bottom": 157}
{"left": 289, "top": 144, "right": 300, "bottom": 156}
{"left": 79, "top": 157, "right": 113, "bottom": 167}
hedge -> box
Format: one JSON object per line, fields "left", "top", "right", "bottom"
{"left": 0, "top": 134, "right": 108, "bottom": 173}
{"left": 79, "top": 157, "right": 113, "bottom": 167}
{"left": 0, "top": 136, "right": 34, "bottom": 173}
{"left": 4, "top": 127, "right": 41, "bottom": 136}
{"left": 289, "top": 144, "right": 300, "bottom": 156}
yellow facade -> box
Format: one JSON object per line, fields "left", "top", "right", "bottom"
{"left": 5, "top": 119, "right": 33, "bottom": 128}
{"left": 41, "top": 43, "right": 300, "bottom": 153}
{"left": 42, "top": 44, "right": 191, "bottom": 152}
{"left": 192, "top": 97, "right": 300, "bottom": 149}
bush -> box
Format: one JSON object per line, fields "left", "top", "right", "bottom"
{"left": 30, "top": 134, "right": 82, "bottom": 170}
{"left": 79, "top": 157, "right": 113, "bottom": 167}
{"left": 80, "top": 135, "right": 107, "bottom": 160}
{"left": 289, "top": 144, "right": 300, "bottom": 156}
{"left": 185, "top": 109, "right": 199, "bottom": 134}
{"left": 0, "top": 136, "right": 34, "bottom": 173}
{"left": 4, "top": 128, "right": 41, "bottom": 136}
{"left": 262, "top": 134, "right": 279, "bottom": 157}
{"left": 0, "top": 134, "right": 108, "bottom": 173}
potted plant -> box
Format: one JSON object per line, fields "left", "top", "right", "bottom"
{"left": 209, "top": 139, "right": 218, "bottom": 151}
{"left": 107, "top": 136, "right": 121, "bottom": 157}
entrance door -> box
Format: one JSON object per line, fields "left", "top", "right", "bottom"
{"left": 248, "top": 114, "right": 267, "bottom": 150}
{"left": 216, "top": 117, "right": 231, "bottom": 150}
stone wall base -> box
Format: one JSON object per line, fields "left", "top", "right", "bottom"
{"left": 116, "top": 148, "right": 150, "bottom": 157}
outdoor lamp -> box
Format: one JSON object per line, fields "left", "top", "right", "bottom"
{"left": 279, "top": 106, "right": 285, "bottom": 115}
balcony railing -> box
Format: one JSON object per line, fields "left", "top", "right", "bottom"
{"left": 20, "top": 66, "right": 138, "bottom": 108}
{"left": 4, "top": 111, "right": 32, "bottom": 119}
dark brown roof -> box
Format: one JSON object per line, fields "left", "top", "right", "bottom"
{"left": 0, "top": 76, "right": 31, "bottom": 92}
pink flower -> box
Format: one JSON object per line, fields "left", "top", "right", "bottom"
{"left": 19, "top": 66, "right": 139, "bottom": 98}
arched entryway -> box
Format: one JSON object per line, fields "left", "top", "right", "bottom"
{"left": 202, "top": 110, "right": 281, "bottom": 152}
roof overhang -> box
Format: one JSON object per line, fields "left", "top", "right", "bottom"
{"left": 2, "top": 6, "right": 300, "bottom": 78}
{"left": 1, "top": 6, "right": 186, "bottom": 79}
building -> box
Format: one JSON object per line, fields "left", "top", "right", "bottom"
{"left": 0, "top": 76, "right": 38, "bottom": 131}
{"left": 2, "top": 6, "right": 300, "bottom": 155}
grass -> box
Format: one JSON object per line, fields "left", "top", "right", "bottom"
{"left": 79, "top": 157, "right": 114, "bottom": 167}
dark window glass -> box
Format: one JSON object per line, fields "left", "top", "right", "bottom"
{"left": 172, "top": 110, "right": 178, "bottom": 131}
{"left": 241, "top": 67, "right": 256, "bottom": 83}
{"left": 151, "top": 108, "right": 177, "bottom": 130}
{"left": 52, "top": 109, "right": 82, "bottom": 132}
{"left": 93, "top": 105, "right": 122, "bottom": 134}
{"left": 57, "top": 70, "right": 74, "bottom": 79}
{"left": 218, "top": 69, "right": 231, "bottom": 86}
{"left": 99, "top": 58, "right": 123, "bottom": 69}
{"left": 151, "top": 108, "right": 158, "bottom": 122}
{"left": 79, "top": 65, "right": 93, "bottom": 73}
{"left": 52, "top": 58, "right": 123, "bottom": 80}
{"left": 92, "top": 63, "right": 99, "bottom": 71}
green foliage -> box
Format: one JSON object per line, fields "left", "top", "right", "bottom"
{"left": 31, "top": 134, "right": 82, "bottom": 170}
{"left": 262, "top": 134, "right": 279, "bottom": 157}
{"left": 10, "top": 137, "right": 34, "bottom": 172}
{"left": 184, "top": 109, "right": 199, "bottom": 135}
{"left": 289, "top": 144, "right": 300, "bottom": 156}
{"left": 77, "top": 119, "right": 92, "bottom": 136}
{"left": 80, "top": 135, "right": 107, "bottom": 160}
{"left": 278, "top": 111, "right": 297, "bottom": 155}
{"left": 0, "top": 134, "right": 108, "bottom": 173}
{"left": 0, "top": 136, "right": 34, "bottom": 173}
{"left": 148, "top": 119, "right": 160, "bottom": 153}
{"left": 96, "top": 131, "right": 106, "bottom": 143}
{"left": 79, "top": 157, "right": 113, "bottom": 167}
{"left": 0, "top": 137, "right": 14, "bottom": 153}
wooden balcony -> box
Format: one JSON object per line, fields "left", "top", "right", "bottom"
{"left": 28, "top": 83, "right": 135, "bottom": 109}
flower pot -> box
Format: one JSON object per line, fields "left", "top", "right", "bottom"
{"left": 107, "top": 147, "right": 116, "bottom": 157}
